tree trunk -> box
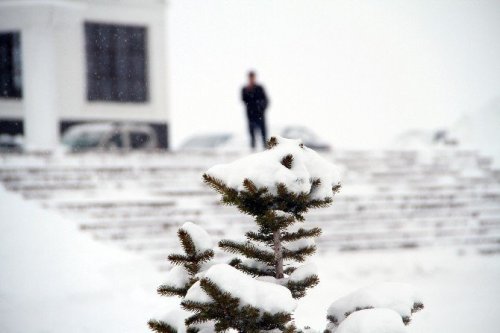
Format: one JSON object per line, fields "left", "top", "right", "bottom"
{"left": 273, "top": 230, "right": 284, "bottom": 279}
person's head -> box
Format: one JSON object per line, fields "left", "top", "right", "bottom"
{"left": 248, "top": 71, "right": 256, "bottom": 85}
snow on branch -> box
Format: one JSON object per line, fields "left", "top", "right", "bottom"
{"left": 184, "top": 264, "right": 297, "bottom": 315}
{"left": 182, "top": 264, "right": 297, "bottom": 332}
{"left": 179, "top": 221, "right": 213, "bottom": 254}
{"left": 334, "top": 308, "right": 408, "bottom": 333}
{"left": 205, "top": 136, "right": 341, "bottom": 200}
{"left": 326, "top": 282, "right": 424, "bottom": 330}
{"left": 149, "top": 308, "right": 191, "bottom": 333}
{"left": 286, "top": 263, "right": 320, "bottom": 299}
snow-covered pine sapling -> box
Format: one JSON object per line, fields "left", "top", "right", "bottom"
{"left": 149, "top": 137, "right": 425, "bottom": 333}
{"left": 203, "top": 136, "right": 341, "bottom": 299}
{"left": 148, "top": 222, "right": 214, "bottom": 333}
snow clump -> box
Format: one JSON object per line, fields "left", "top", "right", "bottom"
{"left": 206, "top": 136, "right": 341, "bottom": 200}
{"left": 335, "top": 308, "right": 407, "bottom": 333}
{"left": 327, "top": 282, "right": 423, "bottom": 328}
{"left": 180, "top": 221, "right": 213, "bottom": 252}
{"left": 185, "top": 264, "right": 297, "bottom": 314}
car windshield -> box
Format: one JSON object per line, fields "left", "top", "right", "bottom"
{"left": 62, "top": 130, "right": 106, "bottom": 149}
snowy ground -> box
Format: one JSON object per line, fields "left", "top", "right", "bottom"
{"left": 297, "top": 250, "right": 500, "bottom": 332}
{"left": 1, "top": 186, "right": 499, "bottom": 333}
{"left": 0, "top": 187, "right": 177, "bottom": 333}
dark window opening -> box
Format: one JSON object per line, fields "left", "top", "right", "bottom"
{"left": 0, "top": 32, "right": 22, "bottom": 99}
{"left": 130, "top": 131, "right": 151, "bottom": 149}
{"left": 85, "top": 22, "right": 148, "bottom": 103}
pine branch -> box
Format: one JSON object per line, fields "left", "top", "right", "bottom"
{"left": 255, "top": 211, "right": 295, "bottom": 233}
{"left": 282, "top": 227, "right": 321, "bottom": 242}
{"left": 287, "top": 274, "right": 320, "bottom": 298}
{"left": 267, "top": 136, "right": 278, "bottom": 149}
{"left": 183, "top": 312, "right": 207, "bottom": 326}
{"left": 306, "top": 197, "right": 333, "bottom": 209}
{"left": 243, "top": 178, "right": 258, "bottom": 193}
{"left": 258, "top": 311, "right": 293, "bottom": 331}
{"left": 157, "top": 283, "right": 190, "bottom": 297}
{"left": 178, "top": 229, "right": 196, "bottom": 255}
{"left": 326, "top": 314, "right": 338, "bottom": 326}
{"left": 235, "top": 187, "right": 274, "bottom": 217}
{"left": 246, "top": 230, "right": 274, "bottom": 244}
{"left": 168, "top": 250, "right": 214, "bottom": 276}
{"left": 238, "top": 262, "right": 275, "bottom": 277}
{"left": 274, "top": 183, "right": 312, "bottom": 216}
{"left": 219, "top": 239, "right": 275, "bottom": 264}
{"left": 202, "top": 174, "right": 229, "bottom": 194}
{"left": 167, "top": 253, "right": 191, "bottom": 265}
{"left": 281, "top": 154, "right": 294, "bottom": 169}
{"left": 148, "top": 319, "right": 178, "bottom": 333}
{"left": 181, "top": 299, "right": 212, "bottom": 313}
{"left": 310, "top": 178, "right": 321, "bottom": 189}
{"left": 195, "top": 250, "right": 216, "bottom": 263}
{"left": 229, "top": 257, "right": 275, "bottom": 277}
{"left": 283, "top": 245, "right": 317, "bottom": 262}
{"left": 413, "top": 302, "right": 424, "bottom": 314}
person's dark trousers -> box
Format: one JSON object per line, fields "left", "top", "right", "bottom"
{"left": 248, "top": 116, "right": 267, "bottom": 149}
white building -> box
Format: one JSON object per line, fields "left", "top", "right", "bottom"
{"left": 0, "top": 0, "right": 169, "bottom": 149}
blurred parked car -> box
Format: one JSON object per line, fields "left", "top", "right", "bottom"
{"left": 179, "top": 125, "right": 331, "bottom": 151}
{"left": 180, "top": 133, "right": 234, "bottom": 150}
{"left": 62, "top": 123, "right": 159, "bottom": 152}
{"left": 0, "top": 135, "right": 23, "bottom": 153}
{"left": 280, "top": 126, "right": 331, "bottom": 151}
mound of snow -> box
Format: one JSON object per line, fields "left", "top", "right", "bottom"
{"left": 164, "top": 266, "right": 190, "bottom": 288}
{"left": 327, "top": 282, "right": 422, "bottom": 326}
{"left": 335, "top": 308, "right": 407, "bottom": 333}
{"left": 185, "top": 264, "right": 297, "bottom": 314}
{"left": 154, "top": 308, "right": 191, "bottom": 332}
{"left": 205, "top": 136, "right": 340, "bottom": 200}
{"left": 152, "top": 308, "right": 219, "bottom": 333}
{"left": 180, "top": 222, "right": 213, "bottom": 253}
{"left": 289, "top": 263, "right": 318, "bottom": 282}
{"left": 0, "top": 187, "right": 169, "bottom": 333}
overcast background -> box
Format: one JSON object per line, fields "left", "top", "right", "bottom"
{"left": 167, "top": 0, "right": 500, "bottom": 148}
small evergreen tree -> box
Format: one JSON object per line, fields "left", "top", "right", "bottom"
{"left": 149, "top": 136, "right": 424, "bottom": 333}
{"left": 148, "top": 222, "right": 214, "bottom": 333}
{"left": 183, "top": 136, "right": 341, "bottom": 331}
{"left": 203, "top": 136, "right": 340, "bottom": 300}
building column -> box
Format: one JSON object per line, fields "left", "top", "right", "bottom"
{"left": 22, "top": 25, "right": 58, "bottom": 151}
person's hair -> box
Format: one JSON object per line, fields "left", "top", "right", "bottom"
{"left": 248, "top": 71, "right": 256, "bottom": 78}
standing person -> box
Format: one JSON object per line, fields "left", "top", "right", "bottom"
{"left": 241, "top": 71, "right": 269, "bottom": 149}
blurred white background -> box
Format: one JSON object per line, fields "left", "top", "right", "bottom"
{"left": 168, "top": 0, "right": 500, "bottom": 148}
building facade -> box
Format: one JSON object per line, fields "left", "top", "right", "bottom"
{"left": 0, "top": 0, "right": 169, "bottom": 149}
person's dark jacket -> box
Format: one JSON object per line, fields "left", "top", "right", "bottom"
{"left": 242, "top": 85, "right": 269, "bottom": 120}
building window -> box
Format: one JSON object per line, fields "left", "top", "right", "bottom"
{"left": 85, "top": 22, "right": 148, "bottom": 103}
{"left": 0, "top": 32, "right": 22, "bottom": 99}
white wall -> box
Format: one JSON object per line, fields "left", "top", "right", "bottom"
{"left": 0, "top": 0, "right": 168, "bottom": 148}
{"left": 57, "top": 0, "right": 169, "bottom": 123}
